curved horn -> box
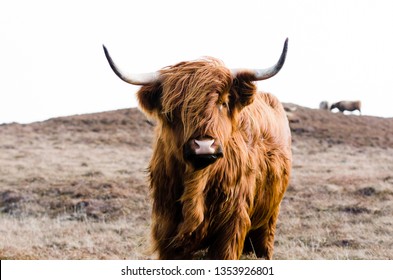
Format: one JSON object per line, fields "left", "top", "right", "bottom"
{"left": 231, "top": 38, "right": 288, "bottom": 81}
{"left": 102, "top": 45, "right": 159, "bottom": 85}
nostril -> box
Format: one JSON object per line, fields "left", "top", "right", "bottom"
{"left": 193, "top": 139, "right": 199, "bottom": 148}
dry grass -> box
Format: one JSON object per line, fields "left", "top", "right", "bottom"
{"left": 1, "top": 106, "right": 393, "bottom": 259}
{"left": 275, "top": 141, "right": 393, "bottom": 259}
{"left": 0, "top": 215, "right": 150, "bottom": 259}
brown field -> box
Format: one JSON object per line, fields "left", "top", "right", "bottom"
{"left": 1, "top": 104, "right": 392, "bottom": 259}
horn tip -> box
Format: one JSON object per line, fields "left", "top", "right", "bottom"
{"left": 102, "top": 44, "right": 109, "bottom": 55}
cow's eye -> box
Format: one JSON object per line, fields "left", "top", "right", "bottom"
{"left": 218, "top": 101, "right": 229, "bottom": 112}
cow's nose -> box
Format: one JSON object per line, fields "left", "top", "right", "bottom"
{"left": 184, "top": 137, "right": 223, "bottom": 169}
{"left": 194, "top": 139, "right": 215, "bottom": 155}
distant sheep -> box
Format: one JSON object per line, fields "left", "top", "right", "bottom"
{"left": 319, "top": 101, "right": 330, "bottom": 110}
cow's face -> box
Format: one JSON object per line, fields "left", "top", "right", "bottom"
{"left": 103, "top": 39, "right": 288, "bottom": 169}
{"left": 137, "top": 58, "right": 256, "bottom": 170}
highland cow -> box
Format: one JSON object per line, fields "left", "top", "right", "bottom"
{"left": 330, "top": 100, "right": 361, "bottom": 114}
{"left": 103, "top": 39, "right": 292, "bottom": 260}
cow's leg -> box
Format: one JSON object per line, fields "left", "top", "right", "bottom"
{"left": 207, "top": 213, "right": 251, "bottom": 260}
{"left": 152, "top": 216, "right": 193, "bottom": 260}
{"left": 245, "top": 208, "right": 280, "bottom": 260}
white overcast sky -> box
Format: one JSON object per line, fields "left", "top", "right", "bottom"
{"left": 1, "top": 0, "right": 393, "bottom": 124}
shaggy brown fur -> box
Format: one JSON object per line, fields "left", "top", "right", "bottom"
{"left": 136, "top": 57, "right": 291, "bottom": 260}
